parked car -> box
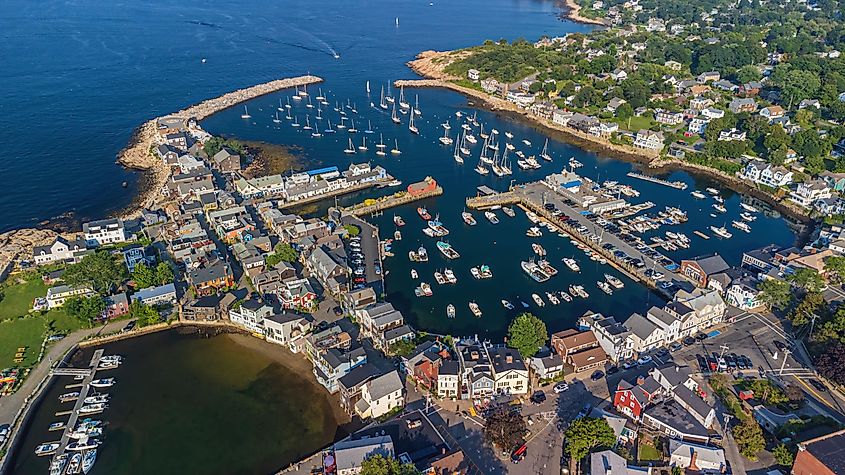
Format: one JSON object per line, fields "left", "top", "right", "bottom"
{"left": 511, "top": 444, "right": 527, "bottom": 464}
{"left": 553, "top": 382, "right": 569, "bottom": 393}
{"left": 683, "top": 336, "right": 696, "bottom": 346}
{"left": 530, "top": 391, "right": 547, "bottom": 404}
{"left": 669, "top": 342, "right": 683, "bottom": 352}
{"left": 606, "top": 366, "right": 619, "bottom": 375}
{"left": 591, "top": 370, "right": 605, "bottom": 381}
{"left": 637, "top": 355, "right": 652, "bottom": 365}
{"left": 809, "top": 379, "right": 828, "bottom": 392}
{"left": 655, "top": 348, "right": 669, "bottom": 358}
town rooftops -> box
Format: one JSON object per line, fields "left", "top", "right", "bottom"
{"left": 333, "top": 436, "right": 394, "bottom": 472}
{"left": 590, "top": 450, "right": 651, "bottom": 475}
{"left": 365, "top": 370, "right": 403, "bottom": 402}
{"left": 674, "top": 385, "right": 713, "bottom": 422}
{"left": 488, "top": 346, "right": 526, "bottom": 372}
{"left": 338, "top": 364, "right": 382, "bottom": 391}
{"left": 652, "top": 363, "right": 692, "bottom": 388}
{"left": 265, "top": 312, "right": 312, "bottom": 326}
{"left": 383, "top": 325, "right": 414, "bottom": 342}
{"left": 685, "top": 254, "right": 729, "bottom": 275}
{"left": 132, "top": 283, "right": 176, "bottom": 301}
{"left": 795, "top": 428, "right": 845, "bottom": 475}
{"left": 668, "top": 439, "right": 725, "bottom": 470}
{"left": 439, "top": 359, "right": 461, "bottom": 376}
{"left": 188, "top": 260, "right": 231, "bottom": 284}
{"left": 568, "top": 346, "right": 608, "bottom": 369}
{"left": 624, "top": 312, "right": 658, "bottom": 341}
{"left": 644, "top": 399, "right": 708, "bottom": 437}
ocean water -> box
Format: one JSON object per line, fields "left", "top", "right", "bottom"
{"left": 0, "top": 0, "right": 587, "bottom": 232}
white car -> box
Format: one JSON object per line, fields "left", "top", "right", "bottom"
{"left": 637, "top": 355, "right": 652, "bottom": 365}
{"left": 553, "top": 382, "right": 569, "bottom": 393}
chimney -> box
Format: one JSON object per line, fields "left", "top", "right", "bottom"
{"left": 636, "top": 375, "right": 645, "bottom": 385}
{"left": 675, "top": 365, "right": 680, "bottom": 372}
{"left": 506, "top": 355, "right": 513, "bottom": 364}
{"left": 688, "top": 450, "right": 699, "bottom": 472}
{"left": 441, "top": 446, "right": 447, "bottom": 455}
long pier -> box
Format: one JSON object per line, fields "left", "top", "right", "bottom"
{"left": 52, "top": 349, "right": 105, "bottom": 464}
{"left": 626, "top": 172, "right": 688, "bottom": 190}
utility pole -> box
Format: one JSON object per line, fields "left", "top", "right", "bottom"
{"left": 779, "top": 348, "right": 792, "bottom": 376}
{"left": 723, "top": 413, "right": 733, "bottom": 434}
{"left": 808, "top": 312, "right": 820, "bottom": 341}
{"left": 719, "top": 344, "right": 730, "bottom": 359}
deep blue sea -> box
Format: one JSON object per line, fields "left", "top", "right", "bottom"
{"left": 3, "top": 0, "right": 798, "bottom": 337}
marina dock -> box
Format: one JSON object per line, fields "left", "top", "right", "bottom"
{"left": 51, "top": 349, "right": 105, "bottom": 464}
{"left": 342, "top": 177, "right": 443, "bottom": 216}
{"left": 466, "top": 183, "right": 693, "bottom": 294}
{"left": 626, "top": 172, "right": 688, "bottom": 190}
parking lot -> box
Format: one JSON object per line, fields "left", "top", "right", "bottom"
{"left": 341, "top": 215, "right": 384, "bottom": 293}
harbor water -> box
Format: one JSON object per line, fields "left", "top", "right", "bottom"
{"left": 9, "top": 330, "right": 343, "bottom": 475}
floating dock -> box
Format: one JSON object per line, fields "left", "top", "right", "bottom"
{"left": 51, "top": 349, "right": 105, "bottom": 465}
{"left": 626, "top": 172, "right": 688, "bottom": 190}
{"left": 693, "top": 230, "right": 710, "bottom": 240}
{"left": 342, "top": 177, "right": 443, "bottom": 216}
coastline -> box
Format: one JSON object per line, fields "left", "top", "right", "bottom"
{"left": 0, "top": 75, "right": 323, "bottom": 270}
{"left": 557, "top": 0, "right": 607, "bottom": 25}
{"left": 400, "top": 52, "right": 813, "bottom": 226}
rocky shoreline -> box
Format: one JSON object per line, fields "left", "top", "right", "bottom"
{"left": 557, "top": 0, "right": 607, "bottom": 25}
{"left": 0, "top": 75, "right": 323, "bottom": 274}
{"left": 401, "top": 52, "right": 813, "bottom": 228}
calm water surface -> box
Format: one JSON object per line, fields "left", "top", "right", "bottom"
{"left": 11, "top": 331, "right": 341, "bottom": 475}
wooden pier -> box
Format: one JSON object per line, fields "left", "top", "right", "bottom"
{"left": 52, "top": 349, "right": 106, "bottom": 464}
{"left": 626, "top": 172, "right": 688, "bottom": 190}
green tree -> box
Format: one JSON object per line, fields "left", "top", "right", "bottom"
{"left": 564, "top": 417, "right": 616, "bottom": 462}
{"left": 155, "top": 261, "right": 175, "bottom": 285}
{"left": 360, "top": 454, "right": 420, "bottom": 475}
{"left": 790, "top": 291, "right": 823, "bottom": 326}
{"left": 484, "top": 406, "right": 526, "bottom": 450}
{"left": 343, "top": 224, "right": 361, "bottom": 237}
{"left": 128, "top": 300, "right": 161, "bottom": 327}
{"left": 825, "top": 256, "right": 845, "bottom": 284}
{"left": 772, "top": 444, "right": 794, "bottom": 467}
{"left": 779, "top": 69, "right": 821, "bottom": 107}
{"left": 389, "top": 339, "right": 416, "bottom": 357}
{"left": 671, "top": 466, "right": 683, "bottom": 475}
{"left": 764, "top": 125, "right": 790, "bottom": 153}
{"left": 788, "top": 268, "right": 825, "bottom": 293}
{"left": 65, "top": 295, "right": 106, "bottom": 328}
{"left": 266, "top": 243, "right": 299, "bottom": 267}
{"left": 735, "top": 65, "right": 761, "bottom": 84}
{"left": 733, "top": 418, "right": 765, "bottom": 460}
{"left": 756, "top": 279, "right": 792, "bottom": 311}
{"left": 621, "top": 79, "right": 651, "bottom": 108}
{"left": 616, "top": 102, "right": 634, "bottom": 120}
{"left": 131, "top": 262, "right": 156, "bottom": 288}
{"left": 63, "top": 251, "right": 127, "bottom": 294}
{"left": 507, "top": 313, "right": 548, "bottom": 358}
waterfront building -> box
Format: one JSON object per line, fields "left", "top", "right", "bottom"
{"left": 306, "top": 245, "right": 349, "bottom": 295}
{"left": 437, "top": 360, "right": 461, "bottom": 399}
{"left": 332, "top": 436, "right": 394, "bottom": 475}
{"left": 506, "top": 91, "right": 536, "bottom": 107}
{"left": 577, "top": 312, "right": 634, "bottom": 363}
{"left": 467, "top": 68, "right": 480, "bottom": 81}
{"left": 790, "top": 179, "right": 833, "bottom": 209}
{"left": 791, "top": 428, "right": 845, "bottom": 475}
{"left": 529, "top": 354, "right": 564, "bottom": 380}
{"left": 456, "top": 341, "right": 495, "bottom": 399}
{"left": 551, "top": 329, "right": 599, "bottom": 356}
{"left": 187, "top": 259, "right": 234, "bottom": 296}
{"left": 355, "top": 370, "right": 405, "bottom": 419}
{"left": 131, "top": 282, "right": 177, "bottom": 306}
{"left": 263, "top": 312, "right": 314, "bottom": 351}
{"left": 277, "top": 277, "right": 318, "bottom": 310}
{"left": 679, "top": 254, "right": 729, "bottom": 288}
{"left": 122, "top": 244, "right": 155, "bottom": 273}
{"left": 633, "top": 129, "right": 665, "bottom": 150}
{"left": 82, "top": 218, "right": 127, "bottom": 247}
{"left": 156, "top": 143, "right": 180, "bottom": 166}
{"left": 313, "top": 345, "right": 367, "bottom": 393}
{"left": 212, "top": 148, "right": 242, "bottom": 174}
{"left": 181, "top": 294, "right": 223, "bottom": 321}
{"left": 46, "top": 284, "right": 96, "bottom": 309}
{"left": 341, "top": 287, "right": 378, "bottom": 311}
{"left": 338, "top": 364, "right": 383, "bottom": 416}
{"left": 103, "top": 292, "right": 130, "bottom": 319}
{"left": 234, "top": 173, "right": 285, "bottom": 198}
{"left": 726, "top": 276, "right": 763, "bottom": 309}
{"left": 228, "top": 298, "right": 274, "bottom": 334}
{"left": 32, "top": 236, "right": 89, "bottom": 265}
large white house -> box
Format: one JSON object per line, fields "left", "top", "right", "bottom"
{"left": 46, "top": 285, "right": 96, "bottom": 309}
{"left": 790, "top": 180, "right": 832, "bottom": 208}
{"left": 355, "top": 370, "right": 405, "bottom": 419}
{"left": 33, "top": 237, "right": 88, "bottom": 265}
{"left": 633, "top": 129, "right": 665, "bottom": 150}
{"left": 488, "top": 346, "right": 530, "bottom": 395}
{"left": 83, "top": 219, "right": 127, "bottom": 247}
{"left": 740, "top": 161, "right": 793, "bottom": 187}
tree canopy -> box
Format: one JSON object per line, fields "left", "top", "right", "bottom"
{"left": 756, "top": 279, "right": 792, "bottom": 311}
{"left": 63, "top": 251, "right": 127, "bottom": 294}
{"left": 65, "top": 295, "right": 106, "bottom": 327}
{"left": 507, "top": 313, "right": 548, "bottom": 358}
{"left": 131, "top": 261, "right": 174, "bottom": 289}
{"left": 360, "top": 455, "right": 420, "bottom": 475}
{"left": 564, "top": 417, "right": 616, "bottom": 462}
{"left": 265, "top": 243, "right": 299, "bottom": 268}
{"left": 483, "top": 406, "right": 526, "bottom": 450}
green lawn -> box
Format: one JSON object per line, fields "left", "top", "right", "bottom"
{"left": 0, "top": 316, "right": 45, "bottom": 367}
{"left": 0, "top": 278, "right": 46, "bottom": 320}
{"left": 616, "top": 115, "right": 656, "bottom": 133}
{"left": 638, "top": 442, "right": 662, "bottom": 461}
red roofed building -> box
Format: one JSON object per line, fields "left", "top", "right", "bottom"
{"left": 614, "top": 376, "right": 663, "bottom": 420}
{"left": 407, "top": 176, "right": 438, "bottom": 196}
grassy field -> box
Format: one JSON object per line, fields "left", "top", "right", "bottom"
{"left": 615, "top": 115, "right": 656, "bottom": 133}
{"left": 0, "top": 277, "right": 45, "bottom": 320}
{"left": 638, "top": 441, "right": 662, "bottom": 462}
{"left": 0, "top": 278, "right": 86, "bottom": 368}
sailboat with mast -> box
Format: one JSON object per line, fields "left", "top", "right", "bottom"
{"left": 324, "top": 118, "right": 336, "bottom": 134}
{"left": 278, "top": 98, "right": 285, "bottom": 112}
{"left": 391, "top": 103, "right": 401, "bottom": 124}
{"left": 348, "top": 118, "right": 358, "bottom": 133}
{"left": 540, "top": 138, "right": 552, "bottom": 161}
{"left": 414, "top": 95, "right": 421, "bottom": 116}
{"left": 399, "top": 85, "right": 409, "bottom": 109}
{"left": 306, "top": 96, "right": 314, "bottom": 108}
{"left": 358, "top": 136, "right": 368, "bottom": 151}
{"left": 439, "top": 128, "right": 453, "bottom": 145}
{"left": 364, "top": 120, "right": 374, "bottom": 134}
{"left": 303, "top": 115, "right": 312, "bottom": 130}
{"left": 344, "top": 138, "right": 356, "bottom": 154}
{"left": 408, "top": 110, "right": 419, "bottom": 134}
{"left": 379, "top": 86, "right": 388, "bottom": 110}
{"left": 290, "top": 116, "right": 300, "bottom": 127}
{"left": 453, "top": 140, "right": 463, "bottom": 164}
{"left": 459, "top": 131, "right": 470, "bottom": 156}
{"left": 316, "top": 88, "right": 325, "bottom": 101}
{"left": 272, "top": 111, "right": 281, "bottom": 123}
{"left": 241, "top": 106, "right": 251, "bottom": 119}
{"left": 391, "top": 139, "right": 402, "bottom": 155}
{"left": 376, "top": 134, "right": 387, "bottom": 156}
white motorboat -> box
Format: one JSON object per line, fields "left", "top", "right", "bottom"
{"left": 469, "top": 301, "right": 482, "bottom": 317}
{"left": 501, "top": 300, "right": 514, "bottom": 310}
{"left": 447, "top": 304, "right": 456, "bottom": 319}
{"left": 78, "top": 403, "right": 107, "bottom": 415}
{"left": 67, "top": 439, "right": 100, "bottom": 451}
{"left": 83, "top": 394, "right": 109, "bottom": 405}
{"left": 731, "top": 220, "right": 751, "bottom": 233}
{"left": 690, "top": 190, "right": 706, "bottom": 199}
{"left": 82, "top": 449, "right": 97, "bottom": 474}
{"left": 66, "top": 453, "right": 82, "bottom": 474}
{"left": 710, "top": 226, "right": 733, "bottom": 239}
{"left": 605, "top": 274, "right": 624, "bottom": 289}
{"left": 563, "top": 258, "right": 580, "bottom": 272}
{"left": 49, "top": 453, "right": 68, "bottom": 475}
{"left": 740, "top": 203, "right": 759, "bottom": 213}
{"left": 531, "top": 293, "right": 545, "bottom": 307}
{"left": 484, "top": 211, "right": 499, "bottom": 224}
{"left": 90, "top": 378, "right": 115, "bottom": 388}
{"left": 35, "top": 442, "right": 60, "bottom": 456}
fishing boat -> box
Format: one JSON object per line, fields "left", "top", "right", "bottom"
{"left": 439, "top": 128, "right": 453, "bottom": 145}
{"left": 706, "top": 187, "right": 720, "bottom": 195}
{"left": 434, "top": 271, "right": 446, "bottom": 285}
{"left": 526, "top": 227, "right": 542, "bottom": 237}
{"left": 83, "top": 394, "right": 109, "bottom": 405}
{"left": 59, "top": 392, "right": 80, "bottom": 403}
{"left": 410, "top": 269, "right": 419, "bottom": 280}
{"left": 563, "top": 258, "right": 580, "bottom": 272}
{"left": 469, "top": 301, "right": 482, "bottom": 317}
{"left": 35, "top": 442, "right": 60, "bottom": 456}
{"left": 240, "top": 105, "right": 251, "bottom": 119}
{"left": 502, "top": 300, "right": 514, "bottom": 310}
{"left": 417, "top": 207, "right": 432, "bottom": 220}
{"left": 462, "top": 212, "right": 476, "bottom": 225}
{"left": 710, "top": 225, "right": 733, "bottom": 239}
{"left": 532, "top": 243, "right": 546, "bottom": 256}
{"left": 436, "top": 241, "right": 460, "bottom": 259}
{"left": 391, "top": 139, "right": 402, "bottom": 154}
{"left": 90, "top": 378, "right": 115, "bottom": 388}
{"left": 712, "top": 203, "right": 727, "bottom": 213}
{"left": 78, "top": 403, "right": 107, "bottom": 415}
{"left": 394, "top": 215, "right": 405, "bottom": 227}
{"left": 484, "top": 211, "right": 499, "bottom": 224}
{"left": 559, "top": 291, "right": 573, "bottom": 302}
{"left": 343, "top": 138, "right": 356, "bottom": 154}
{"left": 568, "top": 157, "right": 583, "bottom": 169}
{"left": 605, "top": 274, "right": 624, "bottom": 289}
{"left": 731, "top": 220, "right": 751, "bottom": 233}
{"left": 66, "top": 453, "right": 82, "bottom": 474}
{"left": 532, "top": 293, "right": 545, "bottom": 307}
{"left": 67, "top": 439, "right": 100, "bottom": 452}
{"left": 447, "top": 304, "right": 456, "bottom": 319}
{"left": 81, "top": 449, "right": 97, "bottom": 474}
{"left": 410, "top": 246, "right": 428, "bottom": 262}
{"left": 444, "top": 269, "right": 457, "bottom": 283}
{"left": 740, "top": 203, "right": 759, "bottom": 213}
{"left": 427, "top": 216, "right": 450, "bottom": 236}
{"left": 691, "top": 190, "right": 706, "bottom": 199}
{"left": 408, "top": 111, "right": 419, "bottom": 134}
{"left": 49, "top": 454, "right": 69, "bottom": 475}
{"left": 502, "top": 206, "right": 515, "bottom": 217}
{"left": 540, "top": 138, "right": 552, "bottom": 161}
{"left": 415, "top": 282, "right": 433, "bottom": 297}
{"left": 597, "top": 281, "right": 613, "bottom": 295}
{"left": 521, "top": 260, "right": 551, "bottom": 282}
{"left": 470, "top": 267, "right": 481, "bottom": 279}
{"left": 546, "top": 292, "right": 560, "bottom": 305}
{"left": 478, "top": 265, "right": 493, "bottom": 278}
{"left": 740, "top": 212, "right": 756, "bottom": 222}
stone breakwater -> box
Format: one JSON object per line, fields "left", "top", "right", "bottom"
{"left": 0, "top": 75, "right": 323, "bottom": 278}
{"left": 116, "top": 74, "right": 324, "bottom": 218}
